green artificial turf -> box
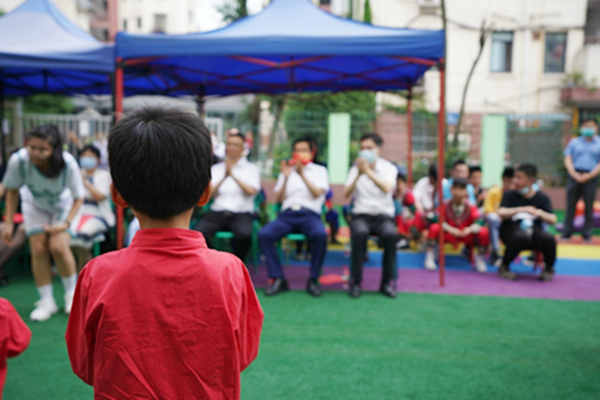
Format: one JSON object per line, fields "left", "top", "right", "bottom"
{"left": 2, "top": 275, "right": 599, "bottom": 400}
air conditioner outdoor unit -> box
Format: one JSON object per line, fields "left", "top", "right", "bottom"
{"left": 417, "top": 0, "right": 441, "bottom": 8}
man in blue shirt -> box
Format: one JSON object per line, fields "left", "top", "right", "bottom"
{"left": 443, "top": 159, "right": 477, "bottom": 204}
{"left": 562, "top": 119, "right": 600, "bottom": 242}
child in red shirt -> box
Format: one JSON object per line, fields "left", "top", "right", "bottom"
{"left": 424, "top": 178, "right": 489, "bottom": 273}
{"left": 65, "top": 107, "right": 264, "bottom": 399}
{"left": 394, "top": 172, "right": 417, "bottom": 239}
{"left": 0, "top": 298, "right": 31, "bottom": 399}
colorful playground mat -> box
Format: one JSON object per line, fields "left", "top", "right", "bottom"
{"left": 251, "top": 243, "right": 600, "bottom": 302}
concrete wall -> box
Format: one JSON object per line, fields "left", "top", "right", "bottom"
{"left": 332, "top": 0, "right": 587, "bottom": 115}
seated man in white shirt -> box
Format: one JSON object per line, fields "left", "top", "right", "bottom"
{"left": 258, "top": 138, "right": 329, "bottom": 297}
{"left": 344, "top": 133, "right": 399, "bottom": 299}
{"left": 196, "top": 133, "right": 261, "bottom": 261}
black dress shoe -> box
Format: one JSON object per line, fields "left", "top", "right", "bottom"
{"left": 349, "top": 283, "right": 361, "bottom": 299}
{"left": 265, "top": 278, "right": 289, "bottom": 296}
{"left": 380, "top": 282, "right": 397, "bottom": 298}
{"left": 306, "top": 279, "right": 322, "bottom": 297}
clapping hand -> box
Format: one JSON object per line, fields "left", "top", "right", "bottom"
{"left": 357, "top": 158, "right": 369, "bottom": 174}
{"left": 280, "top": 160, "right": 292, "bottom": 178}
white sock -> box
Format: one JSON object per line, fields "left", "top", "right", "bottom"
{"left": 61, "top": 273, "right": 77, "bottom": 295}
{"left": 426, "top": 249, "right": 435, "bottom": 259}
{"left": 37, "top": 284, "right": 54, "bottom": 302}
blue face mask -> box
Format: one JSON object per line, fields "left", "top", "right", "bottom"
{"left": 359, "top": 149, "right": 377, "bottom": 165}
{"left": 581, "top": 127, "right": 596, "bottom": 137}
{"left": 518, "top": 186, "right": 530, "bottom": 196}
{"left": 80, "top": 156, "right": 97, "bottom": 171}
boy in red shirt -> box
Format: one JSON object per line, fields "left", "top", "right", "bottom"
{"left": 0, "top": 298, "right": 31, "bottom": 399}
{"left": 424, "top": 178, "right": 489, "bottom": 273}
{"left": 65, "top": 107, "right": 264, "bottom": 399}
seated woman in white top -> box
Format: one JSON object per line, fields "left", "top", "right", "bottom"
{"left": 70, "top": 145, "right": 115, "bottom": 272}
{"left": 196, "top": 133, "right": 261, "bottom": 261}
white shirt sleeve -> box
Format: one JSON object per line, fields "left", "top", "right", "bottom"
{"left": 312, "top": 165, "right": 330, "bottom": 191}
{"left": 211, "top": 163, "right": 224, "bottom": 184}
{"left": 384, "top": 164, "right": 398, "bottom": 189}
{"left": 273, "top": 172, "right": 285, "bottom": 194}
{"left": 66, "top": 159, "right": 85, "bottom": 199}
{"left": 2, "top": 152, "right": 24, "bottom": 189}
{"left": 94, "top": 170, "right": 112, "bottom": 198}
{"left": 248, "top": 164, "right": 261, "bottom": 191}
{"left": 344, "top": 166, "right": 359, "bottom": 188}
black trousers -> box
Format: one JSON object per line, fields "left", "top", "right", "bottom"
{"left": 500, "top": 224, "right": 557, "bottom": 272}
{"left": 350, "top": 214, "right": 399, "bottom": 285}
{"left": 563, "top": 174, "right": 598, "bottom": 239}
{"left": 196, "top": 212, "right": 253, "bottom": 260}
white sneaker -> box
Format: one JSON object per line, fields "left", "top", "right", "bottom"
{"left": 475, "top": 255, "right": 488, "bottom": 273}
{"left": 424, "top": 251, "right": 437, "bottom": 271}
{"left": 30, "top": 299, "right": 58, "bottom": 322}
{"left": 64, "top": 291, "right": 74, "bottom": 315}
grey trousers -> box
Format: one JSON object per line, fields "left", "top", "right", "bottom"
{"left": 563, "top": 174, "right": 598, "bottom": 239}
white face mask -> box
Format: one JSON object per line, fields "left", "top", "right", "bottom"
{"left": 359, "top": 148, "right": 379, "bottom": 164}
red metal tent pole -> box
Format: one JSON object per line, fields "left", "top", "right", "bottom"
{"left": 407, "top": 88, "right": 413, "bottom": 187}
{"left": 115, "top": 57, "right": 125, "bottom": 250}
{"left": 437, "top": 60, "right": 446, "bottom": 287}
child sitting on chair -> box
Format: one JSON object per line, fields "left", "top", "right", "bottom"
{"left": 424, "top": 178, "right": 489, "bottom": 273}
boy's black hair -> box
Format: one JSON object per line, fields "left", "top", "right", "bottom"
{"left": 452, "top": 159, "right": 467, "bottom": 170}
{"left": 360, "top": 133, "right": 384, "bottom": 147}
{"left": 469, "top": 165, "right": 482, "bottom": 175}
{"left": 108, "top": 107, "right": 212, "bottom": 220}
{"left": 26, "top": 124, "right": 65, "bottom": 178}
{"left": 452, "top": 177, "right": 469, "bottom": 189}
{"left": 516, "top": 163, "right": 537, "bottom": 179}
{"left": 293, "top": 137, "right": 315, "bottom": 152}
{"left": 228, "top": 132, "right": 246, "bottom": 142}
{"left": 428, "top": 164, "right": 438, "bottom": 181}
{"left": 502, "top": 167, "right": 515, "bottom": 179}
{"left": 80, "top": 144, "right": 101, "bottom": 159}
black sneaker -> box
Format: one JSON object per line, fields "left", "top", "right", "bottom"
{"left": 306, "top": 279, "right": 322, "bottom": 297}
{"left": 349, "top": 282, "right": 361, "bottom": 299}
{"left": 265, "top": 278, "right": 289, "bottom": 296}
{"left": 540, "top": 270, "right": 554, "bottom": 282}
{"left": 498, "top": 265, "right": 517, "bottom": 281}
{"left": 0, "top": 274, "right": 8, "bottom": 288}
{"left": 379, "top": 282, "right": 397, "bottom": 298}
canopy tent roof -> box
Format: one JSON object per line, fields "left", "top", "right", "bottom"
{"left": 0, "top": 0, "right": 114, "bottom": 96}
{"left": 116, "top": 0, "right": 444, "bottom": 97}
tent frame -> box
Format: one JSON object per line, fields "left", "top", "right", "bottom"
{"left": 113, "top": 56, "right": 448, "bottom": 287}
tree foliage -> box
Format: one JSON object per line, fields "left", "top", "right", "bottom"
{"left": 23, "top": 94, "right": 74, "bottom": 114}
{"left": 363, "top": 0, "right": 372, "bottom": 24}
{"left": 216, "top": 0, "right": 248, "bottom": 23}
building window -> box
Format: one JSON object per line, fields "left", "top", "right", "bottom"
{"left": 544, "top": 32, "right": 567, "bottom": 73}
{"left": 137, "top": 17, "right": 142, "bottom": 29}
{"left": 123, "top": 19, "right": 128, "bottom": 30}
{"left": 154, "top": 14, "right": 167, "bottom": 33}
{"left": 490, "top": 31, "right": 513, "bottom": 72}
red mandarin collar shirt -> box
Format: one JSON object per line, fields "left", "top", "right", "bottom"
{"left": 66, "top": 228, "right": 264, "bottom": 400}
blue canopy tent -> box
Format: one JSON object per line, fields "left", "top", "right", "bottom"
{"left": 115, "top": 0, "right": 449, "bottom": 285}
{"left": 0, "top": 0, "right": 115, "bottom": 175}
{"left": 0, "top": 0, "right": 114, "bottom": 96}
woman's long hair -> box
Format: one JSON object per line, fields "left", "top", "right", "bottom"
{"left": 26, "top": 125, "right": 65, "bottom": 178}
